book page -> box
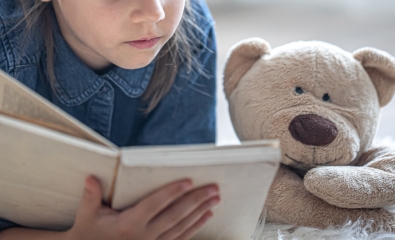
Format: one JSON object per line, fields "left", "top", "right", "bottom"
{"left": 120, "top": 140, "right": 280, "bottom": 166}
{"left": 0, "top": 114, "right": 119, "bottom": 230}
{"left": 0, "top": 70, "right": 115, "bottom": 149}
{"left": 114, "top": 140, "right": 281, "bottom": 240}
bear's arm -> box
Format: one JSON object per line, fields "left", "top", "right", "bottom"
{"left": 265, "top": 165, "right": 395, "bottom": 231}
{"left": 304, "top": 146, "right": 395, "bottom": 209}
{"left": 357, "top": 147, "right": 395, "bottom": 174}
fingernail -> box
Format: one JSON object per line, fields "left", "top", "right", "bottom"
{"left": 204, "top": 211, "right": 214, "bottom": 221}
{"left": 209, "top": 197, "right": 220, "bottom": 206}
{"left": 85, "top": 177, "right": 93, "bottom": 190}
{"left": 182, "top": 180, "right": 193, "bottom": 191}
{"left": 207, "top": 186, "right": 219, "bottom": 196}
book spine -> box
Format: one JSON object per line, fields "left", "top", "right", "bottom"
{"left": 106, "top": 155, "right": 121, "bottom": 207}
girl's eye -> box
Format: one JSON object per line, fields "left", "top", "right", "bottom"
{"left": 322, "top": 93, "right": 331, "bottom": 102}
{"left": 295, "top": 87, "right": 304, "bottom": 95}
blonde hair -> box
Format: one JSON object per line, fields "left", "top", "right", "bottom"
{"left": 15, "top": 0, "right": 202, "bottom": 113}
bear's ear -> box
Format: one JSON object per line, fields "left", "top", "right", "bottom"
{"left": 353, "top": 47, "right": 395, "bottom": 107}
{"left": 223, "top": 38, "right": 271, "bottom": 98}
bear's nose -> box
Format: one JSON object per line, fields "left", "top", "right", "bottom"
{"left": 288, "top": 114, "right": 338, "bottom": 146}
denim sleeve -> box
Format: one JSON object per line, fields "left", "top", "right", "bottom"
{"left": 137, "top": 25, "right": 217, "bottom": 145}
{"left": 0, "top": 14, "right": 9, "bottom": 73}
{"left": 0, "top": 12, "right": 19, "bottom": 232}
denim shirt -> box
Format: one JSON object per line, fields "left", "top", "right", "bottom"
{"left": 0, "top": 0, "right": 216, "bottom": 230}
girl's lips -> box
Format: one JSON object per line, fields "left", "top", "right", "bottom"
{"left": 127, "top": 37, "right": 160, "bottom": 49}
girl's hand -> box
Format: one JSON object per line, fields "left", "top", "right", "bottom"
{"left": 65, "top": 176, "right": 220, "bottom": 240}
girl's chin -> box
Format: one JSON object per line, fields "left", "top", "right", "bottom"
{"left": 116, "top": 56, "right": 156, "bottom": 70}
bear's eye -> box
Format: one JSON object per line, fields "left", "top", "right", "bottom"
{"left": 322, "top": 93, "right": 331, "bottom": 102}
{"left": 294, "top": 87, "right": 304, "bottom": 95}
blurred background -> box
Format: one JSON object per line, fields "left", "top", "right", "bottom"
{"left": 206, "top": 0, "right": 395, "bottom": 145}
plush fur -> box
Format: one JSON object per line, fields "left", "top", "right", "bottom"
{"left": 223, "top": 38, "right": 395, "bottom": 232}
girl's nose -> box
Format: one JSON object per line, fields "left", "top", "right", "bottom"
{"left": 130, "top": 0, "right": 165, "bottom": 24}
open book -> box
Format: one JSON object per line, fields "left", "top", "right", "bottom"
{"left": 0, "top": 70, "right": 281, "bottom": 240}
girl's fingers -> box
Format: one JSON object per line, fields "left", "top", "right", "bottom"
{"left": 123, "top": 179, "right": 193, "bottom": 222}
{"left": 174, "top": 211, "right": 214, "bottom": 240}
{"left": 156, "top": 197, "right": 220, "bottom": 240}
{"left": 149, "top": 185, "right": 219, "bottom": 233}
{"left": 78, "top": 176, "right": 103, "bottom": 216}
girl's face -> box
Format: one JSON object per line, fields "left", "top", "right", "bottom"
{"left": 48, "top": 0, "right": 185, "bottom": 70}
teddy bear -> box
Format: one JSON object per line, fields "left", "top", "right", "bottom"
{"left": 223, "top": 38, "right": 395, "bottom": 231}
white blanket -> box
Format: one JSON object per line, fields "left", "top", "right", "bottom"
{"left": 255, "top": 206, "right": 395, "bottom": 240}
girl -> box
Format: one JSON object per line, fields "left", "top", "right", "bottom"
{"left": 0, "top": 0, "right": 219, "bottom": 239}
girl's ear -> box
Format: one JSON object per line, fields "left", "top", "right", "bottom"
{"left": 353, "top": 47, "right": 395, "bottom": 107}
{"left": 223, "top": 38, "right": 271, "bottom": 98}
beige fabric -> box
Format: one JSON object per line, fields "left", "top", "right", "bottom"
{"left": 223, "top": 38, "right": 271, "bottom": 98}
{"left": 224, "top": 38, "right": 395, "bottom": 231}
{"left": 354, "top": 48, "right": 395, "bottom": 107}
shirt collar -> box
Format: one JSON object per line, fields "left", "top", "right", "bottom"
{"left": 44, "top": 7, "right": 155, "bottom": 106}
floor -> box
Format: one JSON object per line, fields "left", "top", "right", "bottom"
{"left": 208, "top": 1, "right": 395, "bottom": 145}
